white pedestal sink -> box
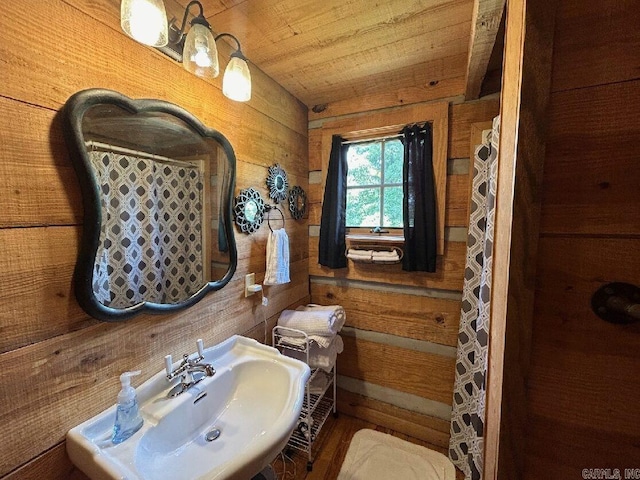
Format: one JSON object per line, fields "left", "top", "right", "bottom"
{"left": 67, "top": 335, "right": 310, "bottom": 480}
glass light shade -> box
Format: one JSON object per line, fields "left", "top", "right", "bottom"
{"left": 120, "top": 0, "right": 168, "bottom": 47}
{"left": 222, "top": 56, "right": 252, "bottom": 102}
{"left": 183, "top": 23, "right": 220, "bottom": 79}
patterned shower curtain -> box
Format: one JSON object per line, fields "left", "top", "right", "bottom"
{"left": 449, "top": 115, "right": 500, "bottom": 480}
{"left": 90, "top": 151, "right": 204, "bottom": 308}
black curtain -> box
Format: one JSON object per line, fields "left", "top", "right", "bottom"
{"left": 318, "top": 135, "right": 349, "bottom": 268}
{"left": 401, "top": 123, "right": 437, "bottom": 272}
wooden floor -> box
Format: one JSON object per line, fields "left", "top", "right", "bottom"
{"left": 271, "top": 413, "right": 463, "bottom": 480}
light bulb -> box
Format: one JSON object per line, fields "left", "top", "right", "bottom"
{"left": 223, "top": 55, "right": 251, "bottom": 102}
{"left": 192, "top": 36, "right": 213, "bottom": 68}
{"left": 121, "top": 0, "right": 168, "bottom": 47}
{"left": 183, "top": 23, "right": 219, "bottom": 78}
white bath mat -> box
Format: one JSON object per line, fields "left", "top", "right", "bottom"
{"left": 337, "top": 429, "right": 455, "bottom": 480}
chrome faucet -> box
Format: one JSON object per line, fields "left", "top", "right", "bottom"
{"left": 164, "top": 339, "right": 215, "bottom": 398}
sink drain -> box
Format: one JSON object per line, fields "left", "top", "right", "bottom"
{"left": 205, "top": 428, "right": 221, "bottom": 442}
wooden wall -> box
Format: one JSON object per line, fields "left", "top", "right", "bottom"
{"left": 0, "top": 1, "right": 308, "bottom": 478}
{"left": 524, "top": 0, "right": 640, "bottom": 476}
{"left": 308, "top": 96, "right": 499, "bottom": 450}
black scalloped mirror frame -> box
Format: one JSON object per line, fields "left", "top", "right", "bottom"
{"left": 62, "top": 88, "right": 237, "bottom": 322}
{"left": 288, "top": 185, "right": 307, "bottom": 220}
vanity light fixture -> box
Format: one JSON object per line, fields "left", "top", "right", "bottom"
{"left": 121, "top": 0, "right": 252, "bottom": 102}
{"left": 120, "top": 0, "right": 169, "bottom": 47}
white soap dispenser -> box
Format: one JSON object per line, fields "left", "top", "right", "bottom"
{"left": 112, "top": 370, "right": 144, "bottom": 444}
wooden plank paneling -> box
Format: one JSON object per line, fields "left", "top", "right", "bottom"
{"left": 449, "top": 99, "right": 500, "bottom": 158}
{"left": 464, "top": 0, "right": 506, "bottom": 100}
{"left": 212, "top": 0, "right": 472, "bottom": 65}
{"left": 4, "top": 443, "right": 77, "bottom": 480}
{"left": 540, "top": 79, "right": 640, "bottom": 235}
{"left": 0, "top": 226, "right": 91, "bottom": 354}
{"left": 307, "top": 54, "right": 468, "bottom": 121}
{"left": 0, "top": 98, "right": 82, "bottom": 228}
{"left": 521, "top": 0, "right": 640, "bottom": 477}
{"left": 206, "top": 0, "right": 474, "bottom": 108}
{"left": 527, "top": 237, "right": 640, "bottom": 438}
{"left": 446, "top": 174, "right": 471, "bottom": 227}
{"left": 550, "top": 0, "right": 640, "bottom": 94}
{"left": 338, "top": 336, "right": 456, "bottom": 405}
{"left": 256, "top": 26, "right": 468, "bottom": 109}
{"left": 532, "top": 237, "right": 640, "bottom": 357}
{"left": 525, "top": 414, "right": 640, "bottom": 477}
{"left": 309, "top": 240, "right": 466, "bottom": 292}
{"left": 308, "top": 128, "right": 323, "bottom": 171}
{"left": 528, "top": 342, "right": 640, "bottom": 438}
{"left": 310, "top": 282, "right": 460, "bottom": 347}
{"left": 337, "top": 388, "right": 451, "bottom": 449}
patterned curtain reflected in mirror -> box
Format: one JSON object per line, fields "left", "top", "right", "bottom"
{"left": 90, "top": 150, "right": 204, "bottom": 307}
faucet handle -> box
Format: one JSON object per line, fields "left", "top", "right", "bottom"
{"left": 164, "top": 355, "right": 173, "bottom": 376}
{"left": 197, "top": 339, "right": 205, "bottom": 358}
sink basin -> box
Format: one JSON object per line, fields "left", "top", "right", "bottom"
{"left": 67, "top": 335, "right": 310, "bottom": 480}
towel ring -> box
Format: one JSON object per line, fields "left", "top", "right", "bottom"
{"left": 265, "top": 205, "right": 285, "bottom": 232}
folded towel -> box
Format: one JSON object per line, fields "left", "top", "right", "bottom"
{"left": 347, "top": 249, "right": 400, "bottom": 263}
{"left": 264, "top": 228, "right": 290, "bottom": 285}
{"left": 284, "top": 334, "right": 344, "bottom": 372}
{"left": 277, "top": 311, "right": 342, "bottom": 347}
{"left": 371, "top": 251, "right": 399, "bottom": 262}
{"left": 347, "top": 249, "right": 374, "bottom": 260}
{"left": 278, "top": 335, "right": 332, "bottom": 346}
{"left": 370, "top": 250, "right": 398, "bottom": 258}
{"left": 298, "top": 304, "right": 346, "bottom": 333}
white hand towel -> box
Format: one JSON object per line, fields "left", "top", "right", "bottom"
{"left": 264, "top": 228, "right": 290, "bottom": 285}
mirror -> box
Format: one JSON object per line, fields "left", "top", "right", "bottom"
{"left": 245, "top": 200, "right": 259, "bottom": 223}
{"left": 234, "top": 187, "right": 266, "bottom": 234}
{"left": 288, "top": 186, "right": 307, "bottom": 220}
{"left": 62, "top": 89, "right": 237, "bottom": 321}
{"left": 266, "top": 164, "right": 289, "bottom": 203}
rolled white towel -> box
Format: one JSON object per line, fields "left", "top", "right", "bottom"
{"left": 298, "top": 304, "right": 346, "bottom": 333}
{"left": 277, "top": 310, "right": 342, "bottom": 347}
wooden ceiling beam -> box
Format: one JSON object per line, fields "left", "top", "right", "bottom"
{"left": 464, "top": 0, "right": 506, "bottom": 100}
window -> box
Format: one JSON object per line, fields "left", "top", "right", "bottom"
{"left": 345, "top": 137, "right": 404, "bottom": 228}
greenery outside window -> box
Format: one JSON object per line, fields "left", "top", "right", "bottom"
{"left": 345, "top": 137, "right": 404, "bottom": 228}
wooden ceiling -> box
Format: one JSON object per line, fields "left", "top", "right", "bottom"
{"left": 173, "top": 0, "right": 504, "bottom": 110}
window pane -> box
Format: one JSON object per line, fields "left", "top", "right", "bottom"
{"left": 384, "top": 139, "right": 403, "bottom": 184}
{"left": 347, "top": 142, "right": 381, "bottom": 186}
{"left": 346, "top": 188, "right": 380, "bottom": 227}
{"left": 383, "top": 186, "right": 403, "bottom": 228}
